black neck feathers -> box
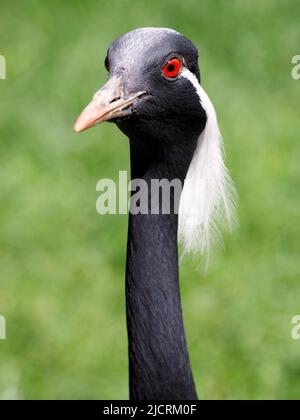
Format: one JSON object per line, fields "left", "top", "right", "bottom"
{"left": 124, "top": 123, "right": 200, "bottom": 400}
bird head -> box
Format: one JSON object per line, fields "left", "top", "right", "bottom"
{"left": 74, "top": 28, "right": 206, "bottom": 140}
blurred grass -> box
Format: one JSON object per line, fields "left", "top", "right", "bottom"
{"left": 0, "top": 0, "right": 299, "bottom": 400}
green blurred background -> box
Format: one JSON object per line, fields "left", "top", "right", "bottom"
{"left": 0, "top": 0, "right": 299, "bottom": 400}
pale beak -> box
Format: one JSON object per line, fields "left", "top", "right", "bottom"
{"left": 74, "top": 75, "right": 146, "bottom": 133}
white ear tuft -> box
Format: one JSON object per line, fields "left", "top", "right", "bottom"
{"left": 178, "top": 69, "right": 237, "bottom": 258}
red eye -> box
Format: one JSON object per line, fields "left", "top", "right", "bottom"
{"left": 162, "top": 57, "right": 182, "bottom": 79}
{"left": 104, "top": 56, "right": 109, "bottom": 72}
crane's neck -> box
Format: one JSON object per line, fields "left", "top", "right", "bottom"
{"left": 124, "top": 123, "right": 199, "bottom": 400}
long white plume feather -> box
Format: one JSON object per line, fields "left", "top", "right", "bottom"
{"left": 178, "top": 69, "right": 237, "bottom": 257}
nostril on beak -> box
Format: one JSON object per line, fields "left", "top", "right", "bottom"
{"left": 109, "top": 96, "right": 121, "bottom": 104}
